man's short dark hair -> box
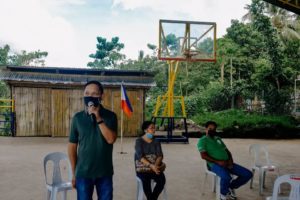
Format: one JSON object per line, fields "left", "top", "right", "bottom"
{"left": 84, "top": 81, "right": 103, "bottom": 94}
{"left": 205, "top": 121, "right": 217, "bottom": 128}
{"left": 141, "top": 121, "right": 155, "bottom": 133}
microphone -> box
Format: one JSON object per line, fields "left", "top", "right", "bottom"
{"left": 87, "top": 101, "right": 96, "bottom": 124}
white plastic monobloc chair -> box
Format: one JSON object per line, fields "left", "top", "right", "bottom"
{"left": 136, "top": 176, "right": 167, "bottom": 200}
{"left": 201, "top": 163, "right": 221, "bottom": 200}
{"left": 266, "top": 174, "right": 300, "bottom": 200}
{"left": 43, "top": 152, "right": 73, "bottom": 200}
{"left": 249, "top": 144, "right": 280, "bottom": 195}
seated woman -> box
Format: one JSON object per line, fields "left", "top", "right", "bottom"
{"left": 135, "top": 121, "right": 166, "bottom": 200}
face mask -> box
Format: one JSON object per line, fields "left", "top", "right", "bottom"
{"left": 84, "top": 96, "right": 100, "bottom": 107}
{"left": 208, "top": 130, "right": 216, "bottom": 137}
{"left": 146, "top": 133, "right": 154, "bottom": 139}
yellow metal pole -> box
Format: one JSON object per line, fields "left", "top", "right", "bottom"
{"left": 214, "top": 23, "right": 217, "bottom": 60}
{"left": 181, "top": 96, "right": 187, "bottom": 117}
{"left": 167, "top": 61, "right": 172, "bottom": 117}
{"left": 12, "top": 99, "right": 15, "bottom": 112}
{"left": 0, "top": 99, "right": 14, "bottom": 112}
{"left": 153, "top": 96, "right": 162, "bottom": 117}
{"left": 0, "top": 106, "right": 13, "bottom": 108}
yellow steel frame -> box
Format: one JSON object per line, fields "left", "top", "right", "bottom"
{"left": 153, "top": 61, "right": 186, "bottom": 118}
{"left": 155, "top": 20, "right": 217, "bottom": 118}
{"left": 0, "top": 99, "right": 15, "bottom": 112}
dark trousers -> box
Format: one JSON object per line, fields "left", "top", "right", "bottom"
{"left": 76, "top": 176, "right": 113, "bottom": 200}
{"left": 137, "top": 172, "right": 166, "bottom": 200}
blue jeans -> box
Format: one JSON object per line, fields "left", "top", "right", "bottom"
{"left": 210, "top": 163, "right": 253, "bottom": 196}
{"left": 76, "top": 176, "right": 113, "bottom": 200}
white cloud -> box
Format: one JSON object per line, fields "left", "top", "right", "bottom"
{"left": 109, "top": 0, "right": 252, "bottom": 60}
{"left": 49, "top": 0, "right": 86, "bottom": 6}
{"left": 0, "top": 0, "right": 84, "bottom": 67}
{"left": 0, "top": 0, "right": 252, "bottom": 67}
{"left": 112, "top": 0, "right": 251, "bottom": 36}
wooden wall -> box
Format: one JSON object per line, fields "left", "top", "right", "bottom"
{"left": 13, "top": 86, "right": 145, "bottom": 137}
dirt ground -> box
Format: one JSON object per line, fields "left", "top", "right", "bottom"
{"left": 0, "top": 137, "right": 299, "bottom": 200}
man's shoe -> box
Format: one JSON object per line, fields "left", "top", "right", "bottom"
{"left": 228, "top": 188, "right": 237, "bottom": 200}
{"left": 220, "top": 194, "right": 228, "bottom": 200}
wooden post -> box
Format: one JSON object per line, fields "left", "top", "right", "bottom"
{"left": 221, "top": 56, "right": 224, "bottom": 85}
{"left": 230, "top": 57, "right": 234, "bottom": 109}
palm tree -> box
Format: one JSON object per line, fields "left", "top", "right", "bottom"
{"left": 243, "top": 1, "right": 300, "bottom": 43}
{"left": 265, "top": 3, "right": 300, "bottom": 42}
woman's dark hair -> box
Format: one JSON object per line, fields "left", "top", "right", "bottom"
{"left": 205, "top": 121, "right": 217, "bottom": 128}
{"left": 141, "top": 121, "right": 155, "bottom": 134}
{"left": 84, "top": 80, "right": 103, "bottom": 94}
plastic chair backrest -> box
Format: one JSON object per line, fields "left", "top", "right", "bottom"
{"left": 249, "top": 144, "right": 271, "bottom": 167}
{"left": 270, "top": 174, "right": 300, "bottom": 200}
{"left": 43, "top": 152, "right": 72, "bottom": 185}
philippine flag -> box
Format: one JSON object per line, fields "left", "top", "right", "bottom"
{"left": 121, "top": 84, "right": 133, "bottom": 117}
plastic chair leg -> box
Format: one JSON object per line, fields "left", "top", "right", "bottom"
{"left": 263, "top": 170, "right": 267, "bottom": 188}
{"left": 62, "top": 190, "right": 67, "bottom": 200}
{"left": 259, "top": 169, "right": 264, "bottom": 195}
{"left": 50, "top": 187, "right": 58, "bottom": 200}
{"left": 136, "top": 182, "right": 140, "bottom": 200}
{"left": 213, "top": 175, "right": 217, "bottom": 192}
{"left": 136, "top": 178, "right": 144, "bottom": 200}
{"left": 162, "top": 183, "right": 168, "bottom": 200}
{"left": 250, "top": 168, "right": 255, "bottom": 189}
{"left": 276, "top": 169, "right": 281, "bottom": 194}
{"left": 201, "top": 173, "right": 208, "bottom": 195}
{"left": 46, "top": 190, "right": 51, "bottom": 200}
{"left": 215, "top": 176, "right": 221, "bottom": 200}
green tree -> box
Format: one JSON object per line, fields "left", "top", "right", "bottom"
{"left": 94, "top": 2, "right": 300, "bottom": 117}
{"left": 0, "top": 44, "right": 48, "bottom": 98}
{"left": 1, "top": 44, "right": 48, "bottom": 66}
{"left": 223, "top": 20, "right": 267, "bottom": 107}
{"left": 88, "top": 37, "right": 125, "bottom": 69}
{"left": 9, "top": 50, "right": 48, "bottom": 66}
{"left": 244, "top": 2, "right": 300, "bottom": 43}
{"left": 147, "top": 43, "right": 158, "bottom": 57}
{"left": 161, "top": 34, "right": 179, "bottom": 56}
{"left": 246, "top": 0, "right": 293, "bottom": 114}
{"left": 0, "top": 81, "right": 9, "bottom": 98}
{"left": 198, "top": 37, "right": 213, "bottom": 54}
{"left": 0, "top": 45, "right": 10, "bottom": 65}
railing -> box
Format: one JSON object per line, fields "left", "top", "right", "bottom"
{"left": 0, "top": 99, "right": 15, "bottom": 136}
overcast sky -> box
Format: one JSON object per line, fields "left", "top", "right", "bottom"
{"left": 0, "top": 0, "right": 251, "bottom": 67}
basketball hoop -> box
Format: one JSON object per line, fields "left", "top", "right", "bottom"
{"left": 152, "top": 19, "right": 217, "bottom": 143}
{"left": 183, "top": 50, "right": 200, "bottom": 60}
{"left": 158, "top": 19, "right": 217, "bottom": 62}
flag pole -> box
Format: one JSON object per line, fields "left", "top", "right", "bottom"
{"left": 120, "top": 84, "right": 127, "bottom": 154}
{"left": 120, "top": 107, "right": 124, "bottom": 153}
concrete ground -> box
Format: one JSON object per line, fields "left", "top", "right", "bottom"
{"left": 0, "top": 137, "right": 299, "bottom": 200}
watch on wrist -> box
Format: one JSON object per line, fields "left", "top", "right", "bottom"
{"left": 97, "top": 120, "right": 104, "bottom": 124}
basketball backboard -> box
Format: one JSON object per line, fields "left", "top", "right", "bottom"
{"left": 158, "top": 19, "right": 217, "bottom": 62}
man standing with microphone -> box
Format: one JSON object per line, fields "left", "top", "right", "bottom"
{"left": 68, "top": 80, "right": 118, "bottom": 200}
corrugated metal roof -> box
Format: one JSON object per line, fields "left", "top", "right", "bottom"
{"left": 0, "top": 66, "right": 156, "bottom": 87}
{"left": 262, "top": 0, "right": 300, "bottom": 15}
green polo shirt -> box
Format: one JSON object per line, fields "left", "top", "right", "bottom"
{"left": 197, "top": 135, "right": 229, "bottom": 167}
{"left": 69, "top": 106, "right": 118, "bottom": 178}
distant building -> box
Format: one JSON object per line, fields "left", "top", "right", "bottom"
{"left": 0, "top": 66, "right": 155, "bottom": 137}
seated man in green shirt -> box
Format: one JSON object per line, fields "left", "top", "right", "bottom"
{"left": 197, "top": 121, "right": 252, "bottom": 200}
{"left": 68, "top": 80, "right": 118, "bottom": 200}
